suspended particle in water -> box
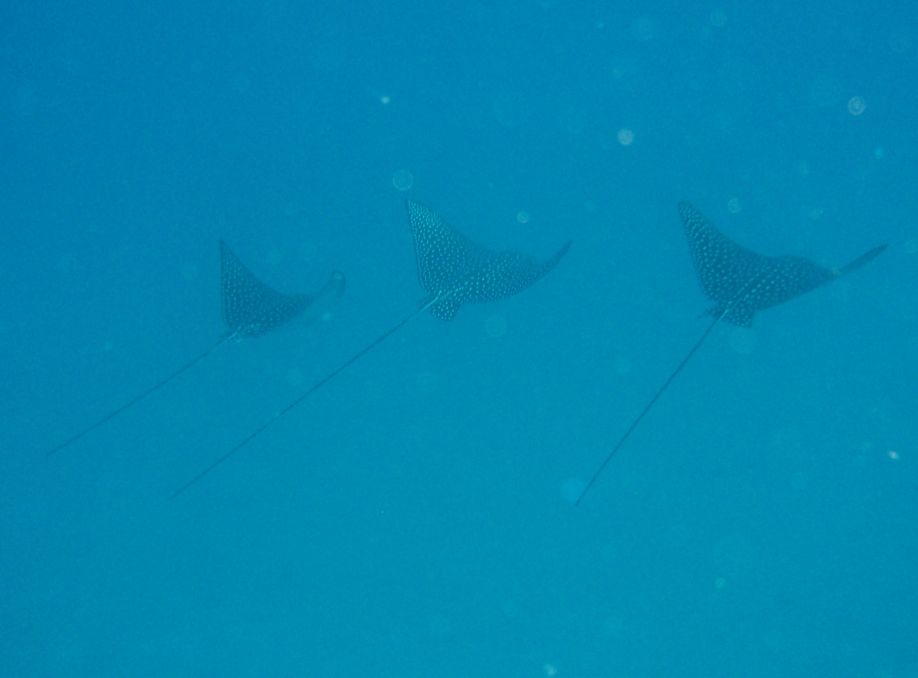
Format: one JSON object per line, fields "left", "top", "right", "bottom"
{"left": 616, "top": 128, "right": 634, "bottom": 146}
{"left": 887, "top": 450, "right": 900, "bottom": 461}
{"left": 727, "top": 197, "right": 742, "bottom": 214}
{"left": 392, "top": 169, "right": 414, "bottom": 191}
{"left": 380, "top": 95, "right": 391, "bottom": 105}
{"left": 516, "top": 210, "right": 530, "bottom": 224}
{"left": 847, "top": 95, "right": 866, "bottom": 116}
{"left": 874, "top": 146, "right": 886, "bottom": 160}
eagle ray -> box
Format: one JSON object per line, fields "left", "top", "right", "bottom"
{"left": 172, "top": 200, "right": 571, "bottom": 497}
{"left": 574, "top": 201, "right": 885, "bottom": 505}
{"left": 46, "top": 242, "right": 345, "bottom": 455}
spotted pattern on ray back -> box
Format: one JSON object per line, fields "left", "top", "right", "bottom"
{"left": 678, "top": 202, "right": 836, "bottom": 326}
{"left": 220, "top": 241, "right": 314, "bottom": 336}
{"left": 406, "top": 201, "right": 571, "bottom": 320}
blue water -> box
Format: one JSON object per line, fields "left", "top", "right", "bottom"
{"left": 2, "top": 2, "right": 916, "bottom": 676}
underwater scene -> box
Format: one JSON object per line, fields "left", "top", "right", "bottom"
{"left": 1, "top": 1, "right": 916, "bottom": 676}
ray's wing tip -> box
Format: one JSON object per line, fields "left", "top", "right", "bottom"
{"left": 405, "top": 198, "right": 425, "bottom": 214}
{"left": 677, "top": 201, "right": 700, "bottom": 219}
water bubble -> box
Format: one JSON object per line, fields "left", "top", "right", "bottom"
{"left": 516, "top": 210, "right": 530, "bottom": 224}
{"left": 727, "top": 197, "right": 742, "bottom": 214}
{"left": 616, "top": 128, "right": 634, "bottom": 146}
{"left": 847, "top": 95, "right": 866, "bottom": 116}
{"left": 392, "top": 169, "right": 414, "bottom": 191}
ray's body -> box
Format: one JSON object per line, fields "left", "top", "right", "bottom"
{"left": 574, "top": 202, "right": 886, "bottom": 505}
{"left": 47, "top": 243, "right": 345, "bottom": 455}
{"left": 173, "top": 200, "right": 571, "bottom": 497}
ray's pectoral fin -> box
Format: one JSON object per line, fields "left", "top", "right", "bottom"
{"left": 431, "top": 297, "right": 462, "bottom": 321}
{"left": 173, "top": 200, "right": 571, "bottom": 497}
{"left": 407, "top": 199, "right": 571, "bottom": 321}
{"left": 220, "top": 241, "right": 326, "bottom": 337}
{"left": 574, "top": 201, "right": 886, "bottom": 506}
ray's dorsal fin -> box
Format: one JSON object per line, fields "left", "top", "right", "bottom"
{"left": 573, "top": 201, "right": 886, "bottom": 506}
{"left": 172, "top": 200, "right": 571, "bottom": 497}
{"left": 46, "top": 243, "right": 343, "bottom": 456}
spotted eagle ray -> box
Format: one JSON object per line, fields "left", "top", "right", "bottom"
{"left": 172, "top": 200, "right": 572, "bottom": 497}
{"left": 47, "top": 242, "right": 345, "bottom": 455}
{"left": 574, "top": 201, "right": 886, "bottom": 505}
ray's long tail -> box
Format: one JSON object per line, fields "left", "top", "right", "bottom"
{"left": 171, "top": 294, "right": 443, "bottom": 498}
{"left": 46, "top": 334, "right": 233, "bottom": 456}
{"left": 838, "top": 244, "right": 887, "bottom": 277}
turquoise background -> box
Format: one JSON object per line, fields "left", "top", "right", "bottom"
{"left": 1, "top": 2, "right": 915, "bottom": 676}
